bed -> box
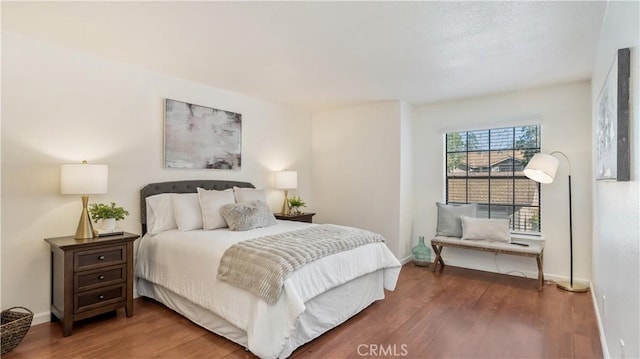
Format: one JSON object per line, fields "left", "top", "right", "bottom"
{"left": 135, "top": 180, "right": 401, "bottom": 358}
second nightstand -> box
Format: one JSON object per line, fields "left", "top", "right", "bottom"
{"left": 44, "top": 232, "right": 139, "bottom": 336}
{"left": 274, "top": 212, "right": 316, "bottom": 223}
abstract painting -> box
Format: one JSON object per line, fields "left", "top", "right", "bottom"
{"left": 165, "top": 99, "right": 242, "bottom": 170}
{"left": 595, "top": 48, "right": 630, "bottom": 181}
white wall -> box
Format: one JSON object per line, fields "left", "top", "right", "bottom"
{"left": 399, "top": 102, "right": 414, "bottom": 260}
{"left": 413, "top": 82, "right": 593, "bottom": 282}
{"left": 590, "top": 2, "right": 640, "bottom": 358}
{"left": 1, "top": 32, "right": 313, "bottom": 324}
{"left": 312, "top": 101, "right": 412, "bottom": 259}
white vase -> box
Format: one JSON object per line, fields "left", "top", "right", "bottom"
{"left": 101, "top": 218, "right": 116, "bottom": 230}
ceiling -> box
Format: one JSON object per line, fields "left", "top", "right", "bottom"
{"left": 2, "top": 1, "right": 606, "bottom": 112}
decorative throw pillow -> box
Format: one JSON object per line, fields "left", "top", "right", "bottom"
{"left": 146, "top": 194, "right": 177, "bottom": 235}
{"left": 220, "top": 200, "right": 277, "bottom": 231}
{"left": 233, "top": 187, "right": 268, "bottom": 203}
{"left": 172, "top": 193, "right": 204, "bottom": 231}
{"left": 460, "top": 216, "right": 511, "bottom": 243}
{"left": 436, "top": 203, "right": 477, "bottom": 237}
{"left": 197, "top": 188, "right": 235, "bottom": 230}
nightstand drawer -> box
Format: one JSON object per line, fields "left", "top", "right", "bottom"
{"left": 74, "top": 245, "right": 126, "bottom": 271}
{"left": 75, "top": 284, "right": 125, "bottom": 313}
{"left": 75, "top": 265, "right": 126, "bottom": 292}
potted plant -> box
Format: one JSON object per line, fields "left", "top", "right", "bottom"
{"left": 89, "top": 202, "right": 129, "bottom": 230}
{"left": 287, "top": 195, "right": 306, "bottom": 215}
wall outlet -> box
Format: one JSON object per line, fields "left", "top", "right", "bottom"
{"left": 620, "top": 339, "right": 625, "bottom": 359}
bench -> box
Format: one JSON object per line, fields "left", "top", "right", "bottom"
{"left": 430, "top": 236, "right": 545, "bottom": 291}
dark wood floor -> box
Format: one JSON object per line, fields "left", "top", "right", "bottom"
{"left": 4, "top": 264, "right": 602, "bottom": 358}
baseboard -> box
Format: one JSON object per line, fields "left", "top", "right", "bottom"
{"left": 32, "top": 310, "right": 50, "bottom": 326}
{"left": 399, "top": 255, "right": 413, "bottom": 265}
{"left": 590, "top": 283, "right": 610, "bottom": 358}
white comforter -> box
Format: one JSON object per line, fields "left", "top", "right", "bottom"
{"left": 135, "top": 220, "right": 401, "bottom": 358}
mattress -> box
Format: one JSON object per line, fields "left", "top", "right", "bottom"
{"left": 135, "top": 220, "right": 401, "bottom": 358}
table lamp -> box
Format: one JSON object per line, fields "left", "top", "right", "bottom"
{"left": 60, "top": 161, "right": 108, "bottom": 239}
{"left": 275, "top": 171, "right": 297, "bottom": 215}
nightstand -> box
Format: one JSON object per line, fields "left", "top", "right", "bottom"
{"left": 44, "top": 232, "right": 139, "bottom": 336}
{"left": 274, "top": 212, "right": 316, "bottom": 223}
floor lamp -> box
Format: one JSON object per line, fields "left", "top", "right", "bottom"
{"left": 524, "top": 151, "right": 588, "bottom": 293}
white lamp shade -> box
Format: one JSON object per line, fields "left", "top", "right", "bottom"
{"left": 275, "top": 171, "right": 297, "bottom": 189}
{"left": 523, "top": 153, "right": 559, "bottom": 184}
{"left": 60, "top": 163, "right": 108, "bottom": 194}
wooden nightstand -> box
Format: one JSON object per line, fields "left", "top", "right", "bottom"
{"left": 274, "top": 212, "right": 316, "bottom": 223}
{"left": 44, "top": 232, "right": 139, "bottom": 336}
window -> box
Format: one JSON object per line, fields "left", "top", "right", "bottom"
{"left": 445, "top": 125, "right": 541, "bottom": 233}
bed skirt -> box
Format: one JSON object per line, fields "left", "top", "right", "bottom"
{"left": 136, "top": 269, "right": 386, "bottom": 358}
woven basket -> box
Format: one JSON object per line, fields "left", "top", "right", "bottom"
{"left": 1, "top": 307, "right": 33, "bottom": 354}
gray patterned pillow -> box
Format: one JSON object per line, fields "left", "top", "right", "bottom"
{"left": 220, "top": 200, "right": 277, "bottom": 231}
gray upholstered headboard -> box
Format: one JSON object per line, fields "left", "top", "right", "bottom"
{"left": 140, "top": 180, "right": 255, "bottom": 235}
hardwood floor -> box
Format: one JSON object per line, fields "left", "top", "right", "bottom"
{"left": 4, "top": 264, "right": 602, "bottom": 358}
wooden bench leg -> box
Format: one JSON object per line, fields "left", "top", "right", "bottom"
{"left": 536, "top": 252, "right": 544, "bottom": 291}
{"left": 431, "top": 244, "right": 445, "bottom": 272}
{"left": 541, "top": 252, "right": 545, "bottom": 282}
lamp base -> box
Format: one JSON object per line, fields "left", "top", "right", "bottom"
{"left": 74, "top": 195, "right": 96, "bottom": 240}
{"left": 280, "top": 189, "right": 290, "bottom": 215}
{"left": 556, "top": 281, "right": 589, "bottom": 293}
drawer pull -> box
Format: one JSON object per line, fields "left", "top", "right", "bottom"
{"left": 98, "top": 255, "right": 105, "bottom": 260}
{"left": 98, "top": 295, "right": 105, "bottom": 300}
{"left": 98, "top": 275, "right": 105, "bottom": 280}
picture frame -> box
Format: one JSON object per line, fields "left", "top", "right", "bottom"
{"left": 595, "top": 48, "right": 630, "bottom": 181}
{"left": 164, "top": 99, "right": 242, "bottom": 170}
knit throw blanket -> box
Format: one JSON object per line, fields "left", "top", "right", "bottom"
{"left": 217, "top": 224, "right": 386, "bottom": 304}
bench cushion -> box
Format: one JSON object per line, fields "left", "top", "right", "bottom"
{"left": 432, "top": 236, "right": 544, "bottom": 255}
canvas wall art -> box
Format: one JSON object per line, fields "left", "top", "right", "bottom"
{"left": 164, "top": 99, "right": 242, "bottom": 170}
{"left": 595, "top": 48, "right": 630, "bottom": 181}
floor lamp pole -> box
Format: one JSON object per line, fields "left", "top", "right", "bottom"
{"left": 569, "top": 175, "right": 574, "bottom": 287}
{"left": 556, "top": 173, "right": 588, "bottom": 293}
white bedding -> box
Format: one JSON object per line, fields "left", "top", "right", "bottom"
{"left": 135, "top": 220, "right": 401, "bottom": 358}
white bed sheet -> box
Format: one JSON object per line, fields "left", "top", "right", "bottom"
{"left": 135, "top": 220, "right": 401, "bottom": 359}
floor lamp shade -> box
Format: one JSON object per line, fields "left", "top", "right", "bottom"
{"left": 60, "top": 162, "right": 109, "bottom": 239}
{"left": 275, "top": 171, "right": 297, "bottom": 215}
{"left": 523, "top": 153, "right": 559, "bottom": 184}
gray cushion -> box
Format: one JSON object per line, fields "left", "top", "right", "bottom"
{"left": 432, "top": 235, "right": 544, "bottom": 255}
{"left": 220, "top": 200, "right": 277, "bottom": 231}
{"left": 460, "top": 216, "right": 511, "bottom": 243}
{"left": 436, "top": 203, "right": 477, "bottom": 237}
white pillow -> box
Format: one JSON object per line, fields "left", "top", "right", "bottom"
{"left": 172, "top": 193, "right": 203, "bottom": 231}
{"left": 233, "top": 187, "right": 267, "bottom": 203}
{"left": 461, "top": 216, "right": 511, "bottom": 243}
{"left": 197, "top": 188, "right": 235, "bottom": 230}
{"left": 146, "top": 194, "right": 177, "bottom": 235}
